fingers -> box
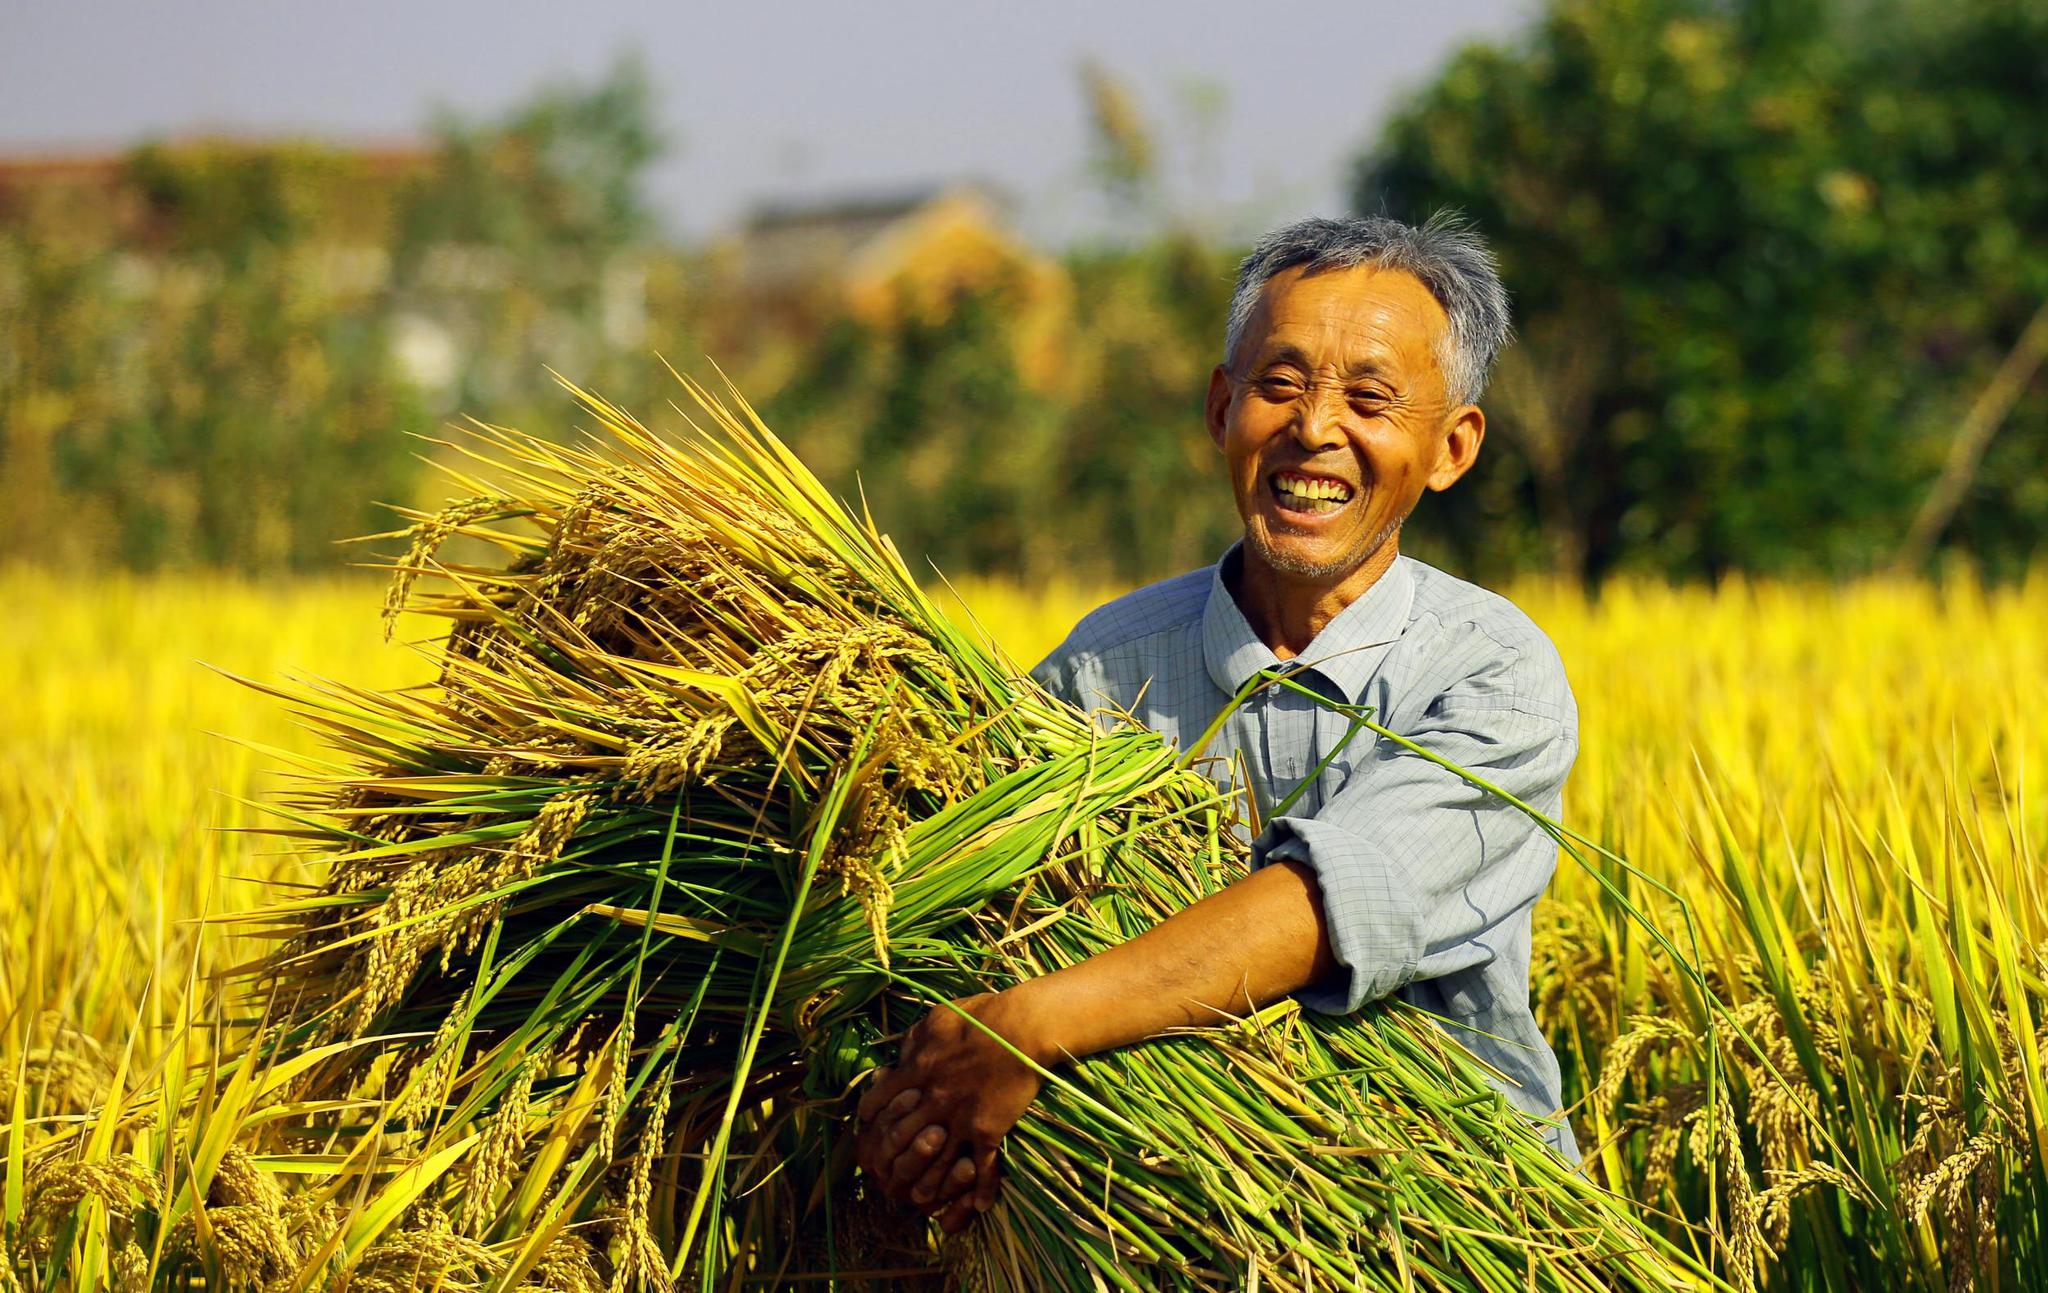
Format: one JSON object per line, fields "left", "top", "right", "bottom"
{"left": 887, "top": 1122, "right": 952, "bottom": 1199}
{"left": 933, "top": 1155, "right": 987, "bottom": 1237}
{"left": 874, "top": 1087, "right": 926, "bottom": 1144}
{"left": 936, "top": 1191, "right": 978, "bottom": 1234}
{"left": 909, "top": 1142, "right": 978, "bottom": 1208}
{"left": 855, "top": 1066, "right": 899, "bottom": 1123}
{"left": 857, "top": 1071, "right": 917, "bottom": 1126}
{"left": 876, "top": 1101, "right": 946, "bottom": 1199}
{"left": 857, "top": 1083, "right": 927, "bottom": 1189}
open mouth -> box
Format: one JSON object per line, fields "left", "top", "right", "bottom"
{"left": 1269, "top": 470, "right": 1356, "bottom": 516}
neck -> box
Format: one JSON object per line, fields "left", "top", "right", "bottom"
{"left": 1228, "top": 538, "right": 1400, "bottom": 661}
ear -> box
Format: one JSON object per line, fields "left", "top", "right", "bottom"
{"left": 1425, "top": 404, "right": 1485, "bottom": 492}
{"left": 1205, "top": 365, "right": 1232, "bottom": 452}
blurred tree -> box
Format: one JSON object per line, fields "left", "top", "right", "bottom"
{"left": 392, "top": 52, "right": 668, "bottom": 422}
{"left": 12, "top": 15, "right": 2043, "bottom": 588}
{"left": 0, "top": 56, "right": 673, "bottom": 573}
{"left": 1358, "top": 0, "right": 2048, "bottom": 583}
{"left": 762, "top": 237, "right": 1243, "bottom": 585}
{"left": 2, "top": 143, "right": 428, "bottom": 570}
{"left": 1050, "top": 236, "right": 1242, "bottom": 578}
{"left": 396, "top": 52, "right": 660, "bottom": 264}
{"left": 1079, "top": 60, "right": 1162, "bottom": 226}
{"left": 765, "top": 273, "right": 1065, "bottom": 577}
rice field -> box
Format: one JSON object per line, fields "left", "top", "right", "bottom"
{"left": 3, "top": 555, "right": 2045, "bottom": 1289}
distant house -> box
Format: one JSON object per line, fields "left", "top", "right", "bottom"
{"left": 729, "top": 184, "right": 973, "bottom": 299}
{"left": 722, "top": 181, "right": 1071, "bottom": 390}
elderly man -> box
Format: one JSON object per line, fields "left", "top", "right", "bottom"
{"left": 857, "top": 213, "right": 1581, "bottom": 1233}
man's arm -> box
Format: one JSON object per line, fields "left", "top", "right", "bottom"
{"left": 855, "top": 856, "right": 1337, "bottom": 1228}
{"left": 1012, "top": 853, "right": 1339, "bottom": 1052}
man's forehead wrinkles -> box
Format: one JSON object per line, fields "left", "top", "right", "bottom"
{"left": 1255, "top": 335, "right": 1403, "bottom": 381}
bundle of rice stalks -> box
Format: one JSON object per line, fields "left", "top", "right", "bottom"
{"left": 113, "top": 376, "right": 1716, "bottom": 1289}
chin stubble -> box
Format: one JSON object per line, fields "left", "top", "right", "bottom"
{"left": 1247, "top": 506, "right": 1406, "bottom": 582}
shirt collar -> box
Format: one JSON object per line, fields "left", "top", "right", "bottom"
{"left": 1201, "top": 541, "right": 1418, "bottom": 704}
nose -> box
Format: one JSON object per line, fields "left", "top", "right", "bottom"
{"left": 1291, "top": 380, "right": 1348, "bottom": 453}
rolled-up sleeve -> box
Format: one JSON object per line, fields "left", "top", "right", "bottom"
{"left": 1253, "top": 660, "right": 1578, "bottom": 1015}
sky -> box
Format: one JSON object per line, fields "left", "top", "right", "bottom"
{"left": 0, "top": 1, "right": 1536, "bottom": 245}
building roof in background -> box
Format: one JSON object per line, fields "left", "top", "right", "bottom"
{"left": 726, "top": 180, "right": 1019, "bottom": 296}
{"left": 742, "top": 179, "right": 1014, "bottom": 233}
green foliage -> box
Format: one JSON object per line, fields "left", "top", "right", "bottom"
{"left": 761, "top": 0, "right": 2048, "bottom": 589}
{"left": 767, "top": 285, "right": 1067, "bottom": 575}
{"left": 1046, "top": 238, "right": 1242, "bottom": 577}
{"left": 762, "top": 237, "right": 1243, "bottom": 585}
{"left": 0, "top": 158, "right": 428, "bottom": 570}
{"left": 400, "top": 53, "right": 661, "bottom": 258}
{"left": 390, "top": 52, "right": 667, "bottom": 416}
{"left": 0, "top": 57, "right": 668, "bottom": 572}
{"left": 7, "top": 5, "right": 2043, "bottom": 586}
{"left": 1358, "top": 0, "right": 2048, "bottom": 583}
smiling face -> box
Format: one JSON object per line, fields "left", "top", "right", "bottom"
{"left": 1206, "top": 263, "right": 1485, "bottom": 590}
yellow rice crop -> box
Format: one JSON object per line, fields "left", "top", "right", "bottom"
{"left": 2, "top": 558, "right": 2045, "bottom": 1288}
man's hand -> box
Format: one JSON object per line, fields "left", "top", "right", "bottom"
{"left": 855, "top": 991, "right": 1045, "bottom": 1232}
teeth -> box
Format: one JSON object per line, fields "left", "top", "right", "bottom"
{"left": 1276, "top": 474, "right": 1352, "bottom": 504}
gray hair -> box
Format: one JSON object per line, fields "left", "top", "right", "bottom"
{"left": 1222, "top": 212, "right": 1512, "bottom": 408}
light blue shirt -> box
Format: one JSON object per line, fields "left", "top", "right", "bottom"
{"left": 1030, "top": 543, "right": 1581, "bottom": 1160}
